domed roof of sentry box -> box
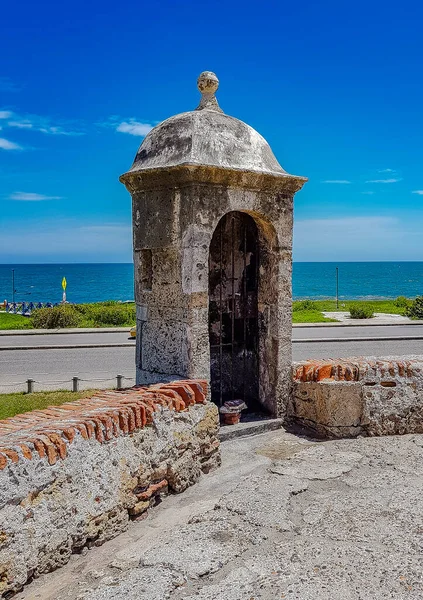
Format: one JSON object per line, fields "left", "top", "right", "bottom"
{"left": 123, "top": 72, "right": 298, "bottom": 177}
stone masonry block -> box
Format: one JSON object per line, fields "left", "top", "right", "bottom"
{"left": 0, "top": 381, "right": 220, "bottom": 597}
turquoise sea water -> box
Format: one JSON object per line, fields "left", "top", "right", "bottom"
{"left": 0, "top": 262, "right": 422, "bottom": 304}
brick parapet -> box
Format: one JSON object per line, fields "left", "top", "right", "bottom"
{"left": 0, "top": 379, "right": 220, "bottom": 597}
{"left": 293, "top": 358, "right": 423, "bottom": 384}
{"left": 290, "top": 357, "right": 423, "bottom": 439}
{"left": 0, "top": 380, "right": 207, "bottom": 470}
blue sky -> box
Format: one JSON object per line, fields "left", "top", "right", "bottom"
{"left": 1, "top": 0, "right": 422, "bottom": 263}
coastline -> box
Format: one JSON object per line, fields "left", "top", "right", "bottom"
{"left": 1, "top": 297, "right": 420, "bottom": 329}
{"left": 1, "top": 262, "right": 422, "bottom": 305}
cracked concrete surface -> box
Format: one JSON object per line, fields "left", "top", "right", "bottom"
{"left": 17, "top": 429, "right": 423, "bottom": 599}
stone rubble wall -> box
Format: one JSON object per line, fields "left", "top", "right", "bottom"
{"left": 289, "top": 358, "right": 423, "bottom": 438}
{"left": 0, "top": 380, "right": 220, "bottom": 597}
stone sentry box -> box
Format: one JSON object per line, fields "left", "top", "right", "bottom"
{"left": 120, "top": 72, "right": 307, "bottom": 417}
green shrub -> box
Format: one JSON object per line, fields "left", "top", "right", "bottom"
{"left": 30, "top": 302, "right": 136, "bottom": 329}
{"left": 74, "top": 303, "right": 91, "bottom": 315}
{"left": 91, "top": 304, "right": 136, "bottom": 326}
{"left": 31, "top": 305, "right": 81, "bottom": 329}
{"left": 394, "top": 296, "right": 410, "bottom": 308}
{"left": 406, "top": 296, "right": 423, "bottom": 319}
{"left": 73, "top": 302, "right": 135, "bottom": 326}
{"left": 349, "top": 304, "right": 374, "bottom": 319}
{"left": 293, "top": 300, "right": 318, "bottom": 312}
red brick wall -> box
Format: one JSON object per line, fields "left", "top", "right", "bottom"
{"left": 290, "top": 358, "right": 423, "bottom": 438}
{"left": 0, "top": 380, "right": 207, "bottom": 470}
{"left": 293, "top": 358, "right": 420, "bottom": 384}
{"left": 0, "top": 380, "right": 220, "bottom": 596}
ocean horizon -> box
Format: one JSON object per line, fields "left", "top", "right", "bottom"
{"left": 0, "top": 262, "right": 422, "bottom": 305}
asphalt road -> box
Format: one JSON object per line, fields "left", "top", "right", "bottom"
{"left": 2, "top": 324, "right": 423, "bottom": 347}
{"left": 0, "top": 347, "right": 136, "bottom": 393}
{"left": 0, "top": 331, "right": 133, "bottom": 348}
{"left": 293, "top": 324, "right": 423, "bottom": 340}
{"left": 293, "top": 338, "right": 423, "bottom": 360}
{"left": 0, "top": 325, "right": 422, "bottom": 392}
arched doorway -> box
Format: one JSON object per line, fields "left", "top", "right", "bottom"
{"left": 208, "top": 212, "right": 260, "bottom": 411}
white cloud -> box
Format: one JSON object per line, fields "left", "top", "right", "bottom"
{"left": 0, "top": 138, "right": 22, "bottom": 150}
{"left": 7, "top": 120, "right": 33, "bottom": 129}
{"left": 321, "top": 180, "right": 351, "bottom": 184}
{"left": 366, "top": 178, "right": 402, "bottom": 183}
{"left": 412, "top": 190, "right": 423, "bottom": 195}
{"left": 37, "top": 125, "right": 83, "bottom": 136}
{"left": 0, "top": 220, "right": 132, "bottom": 262}
{"left": 99, "top": 116, "right": 155, "bottom": 137}
{"left": 9, "top": 192, "right": 63, "bottom": 201}
{"left": 378, "top": 168, "right": 396, "bottom": 173}
{"left": 116, "top": 120, "right": 154, "bottom": 136}
{"left": 0, "top": 110, "right": 83, "bottom": 136}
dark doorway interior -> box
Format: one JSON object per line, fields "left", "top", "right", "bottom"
{"left": 209, "top": 212, "right": 259, "bottom": 410}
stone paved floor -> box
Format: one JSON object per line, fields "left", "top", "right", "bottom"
{"left": 18, "top": 429, "right": 423, "bottom": 600}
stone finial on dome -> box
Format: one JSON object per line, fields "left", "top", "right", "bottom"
{"left": 195, "top": 71, "right": 223, "bottom": 113}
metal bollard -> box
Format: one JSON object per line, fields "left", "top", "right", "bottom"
{"left": 72, "top": 377, "right": 80, "bottom": 392}
{"left": 116, "top": 374, "right": 123, "bottom": 390}
{"left": 27, "top": 379, "right": 34, "bottom": 394}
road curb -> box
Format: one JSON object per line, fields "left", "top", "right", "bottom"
{"left": 293, "top": 320, "right": 423, "bottom": 328}
{"left": 0, "top": 327, "right": 131, "bottom": 336}
{"left": 1, "top": 337, "right": 422, "bottom": 350}
{"left": 0, "top": 343, "right": 136, "bottom": 351}
{"left": 2, "top": 323, "right": 423, "bottom": 335}
{"left": 293, "top": 335, "right": 423, "bottom": 343}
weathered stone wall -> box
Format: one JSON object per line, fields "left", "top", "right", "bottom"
{"left": 289, "top": 358, "right": 423, "bottom": 438}
{"left": 121, "top": 71, "right": 307, "bottom": 420}
{"left": 128, "top": 167, "right": 296, "bottom": 417}
{"left": 0, "top": 380, "right": 220, "bottom": 597}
